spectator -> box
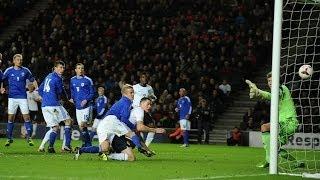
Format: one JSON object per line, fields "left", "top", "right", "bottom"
{"left": 169, "top": 123, "right": 183, "bottom": 144}
{"left": 194, "top": 99, "right": 212, "bottom": 144}
{"left": 227, "top": 127, "right": 242, "bottom": 146}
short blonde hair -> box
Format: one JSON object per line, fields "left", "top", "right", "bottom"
{"left": 267, "top": 72, "right": 272, "bottom": 79}
{"left": 121, "top": 84, "right": 133, "bottom": 94}
{"left": 13, "top": 54, "right": 23, "bottom": 60}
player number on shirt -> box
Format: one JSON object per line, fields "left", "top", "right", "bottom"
{"left": 76, "top": 87, "right": 80, "bottom": 92}
{"left": 44, "top": 78, "right": 52, "bottom": 92}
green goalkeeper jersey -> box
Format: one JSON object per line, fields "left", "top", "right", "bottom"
{"left": 259, "top": 85, "right": 298, "bottom": 124}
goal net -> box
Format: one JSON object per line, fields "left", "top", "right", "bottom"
{"left": 278, "top": 0, "right": 320, "bottom": 177}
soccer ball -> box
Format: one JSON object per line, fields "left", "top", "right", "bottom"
{"left": 298, "top": 65, "right": 313, "bottom": 79}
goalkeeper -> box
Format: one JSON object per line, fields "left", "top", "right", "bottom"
{"left": 246, "top": 72, "right": 304, "bottom": 168}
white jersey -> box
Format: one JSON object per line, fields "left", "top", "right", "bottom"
{"left": 27, "top": 91, "right": 40, "bottom": 111}
{"left": 133, "top": 84, "right": 155, "bottom": 107}
{"left": 128, "top": 107, "right": 144, "bottom": 127}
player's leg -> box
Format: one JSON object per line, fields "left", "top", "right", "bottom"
{"left": 76, "top": 108, "right": 91, "bottom": 147}
{"left": 30, "top": 111, "right": 38, "bottom": 138}
{"left": 108, "top": 135, "right": 135, "bottom": 161}
{"left": 257, "top": 123, "right": 270, "bottom": 168}
{"left": 20, "top": 99, "right": 33, "bottom": 146}
{"left": 56, "top": 106, "right": 73, "bottom": 151}
{"left": 75, "top": 119, "right": 111, "bottom": 160}
{"left": 90, "top": 118, "right": 100, "bottom": 141}
{"left": 180, "top": 119, "right": 190, "bottom": 147}
{"left": 278, "top": 120, "right": 304, "bottom": 167}
{"left": 144, "top": 113, "right": 155, "bottom": 147}
{"left": 5, "top": 98, "right": 18, "bottom": 146}
{"left": 38, "top": 127, "right": 52, "bottom": 152}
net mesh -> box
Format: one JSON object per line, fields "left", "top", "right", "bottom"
{"left": 279, "top": 0, "right": 320, "bottom": 175}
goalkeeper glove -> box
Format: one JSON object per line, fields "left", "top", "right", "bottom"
{"left": 245, "top": 79, "right": 262, "bottom": 99}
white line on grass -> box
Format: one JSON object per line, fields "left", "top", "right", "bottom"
{"left": 167, "top": 173, "right": 269, "bottom": 180}
{"left": 0, "top": 175, "right": 79, "bottom": 180}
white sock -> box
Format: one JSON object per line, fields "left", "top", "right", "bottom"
{"left": 140, "top": 132, "right": 145, "bottom": 140}
{"left": 32, "top": 123, "right": 37, "bottom": 137}
{"left": 39, "top": 128, "right": 52, "bottom": 149}
{"left": 108, "top": 153, "right": 128, "bottom": 161}
{"left": 145, "top": 132, "right": 155, "bottom": 147}
{"left": 62, "top": 135, "right": 66, "bottom": 149}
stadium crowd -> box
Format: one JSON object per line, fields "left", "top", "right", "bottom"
{"left": 0, "top": 0, "right": 274, "bottom": 128}
{"left": 0, "top": 0, "right": 36, "bottom": 31}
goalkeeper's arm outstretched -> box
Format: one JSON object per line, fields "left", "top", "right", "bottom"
{"left": 245, "top": 72, "right": 304, "bottom": 168}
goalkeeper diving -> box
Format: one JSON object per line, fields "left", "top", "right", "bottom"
{"left": 246, "top": 72, "right": 304, "bottom": 168}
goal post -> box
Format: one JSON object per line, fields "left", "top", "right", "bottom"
{"left": 269, "top": 0, "right": 283, "bottom": 175}
{"left": 270, "top": 0, "right": 320, "bottom": 177}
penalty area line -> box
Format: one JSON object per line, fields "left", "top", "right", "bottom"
{"left": 167, "top": 173, "right": 269, "bottom": 180}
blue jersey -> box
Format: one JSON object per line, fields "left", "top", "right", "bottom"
{"left": 2, "top": 66, "right": 35, "bottom": 99}
{"left": 38, "top": 72, "right": 64, "bottom": 107}
{"left": 70, "top": 75, "right": 94, "bottom": 110}
{"left": 95, "top": 95, "right": 108, "bottom": 119}
{"left": 106, "top": 96, "right": 134, "bottom": 129}
{"left": 177, "top": 96, "right": 192, "bottom": 120}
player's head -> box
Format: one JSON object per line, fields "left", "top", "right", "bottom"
{"left": 13, "top": 54, "right": 23, "bottom": 67}
{"left": 97, "top": 86, "right": 105, "bottom": 96}
{"left": 121, "top": 84, "right": 134, "bottom": 100}
{"left": 139, "top": 72, "right": 148, "bottom": 85}
{"left": 179, "top": 88, "right": 187, "bottom": 97}
{"left": 27, "top": 83, "right": 35, "bottom": 92}
{"left": 54, "top": 61, "right": 65, "bottom": 75}
{"left": 267, "top": 72, "right": 272, "bottom": 89}
{"left": 140, "top": 97, "right": 152, "bottom": 112}
{"left": 75, "top": 63, "right": 85, "bottom": 76}
{"left": 0, "top": 53, "right": 2, "bottom": 64}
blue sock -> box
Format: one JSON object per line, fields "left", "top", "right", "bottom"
{"left": 89, "top": 130, "right": 96, "bottom": 141}
{"left": 49, "top": 131, "right": 57, "bottom": 147}
{"left": 80, "top": 146, "right": 100, "bottom": 153}
{"left": 6, "top": 121, "right": 14, "bottom": 140}
{"left": 131, "top": 135, "right": 142, "bottom": 149}
{"left": 183, "top": 131, "right": 189, "bottom": 145}
{"left": 81, "top": 127, "right": 91, "bottom": 147}
{"left": 64, "top": 126, "right": 71, "bottom": 147}
{"left": 24, "top": 121, "right": 33, "bottom": 139}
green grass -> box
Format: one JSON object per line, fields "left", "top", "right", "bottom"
{"left": 0, "top": 139, "right": 314, "bottom": 180}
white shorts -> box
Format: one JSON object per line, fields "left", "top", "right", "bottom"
{"left": 179, "top": 119, "right": 191, "bottom": 130}
{"left": 8, "top": 98, "right": 29, "bottom": 114}
{"left": 92, "top": 118, "right": 100, "bottom": 130}
{"left": 42, "top": 106, "right": 71, "bottom": 127}
{"left": 97, "top": 115, "right": 129, "bottom": 145}
{"left": 76, "top": 107, "right": 92, "bottom": 125}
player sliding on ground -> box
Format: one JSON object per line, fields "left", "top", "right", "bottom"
{"left": 74, "top": 84, "right": 156, "bottom": 161}
{"left": 246, "top": 72, "right": 304, "bottom": 168}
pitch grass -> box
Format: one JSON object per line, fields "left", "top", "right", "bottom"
{"left": 0, "top": 139, "right": 313, "bottom": 180}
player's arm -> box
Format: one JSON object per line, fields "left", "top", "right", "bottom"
{"left": 245, "top": 80, "right": 271, "bottom": 100}
{"left": 136, "top": 121, "right": 165, "bottom": 133}
{"left": 38, "top": 80, "right": 44, "bottom": 97}
{"left": 183, "top": 99, "right": 192, "bottom": 120}
{"left": 87, "top": 80, "right": 95, "bottom": 101}
{"left": 120, "top": 103, "right": 135, "bottom": 130}
{"left": 26, "top": 68, "right": 38, "bottom": 88}
{"left": 148, "top": 87, "right": 157, "bottom": 101}
{"left": 97, "top": 97, "right": 107, "bottom": 116}
{"left": 69, "top": 79, "right": 75, "bottom": 103}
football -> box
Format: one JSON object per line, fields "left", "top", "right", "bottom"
{"left": 298, "top": 64, "right": 313, "bottom": 79}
